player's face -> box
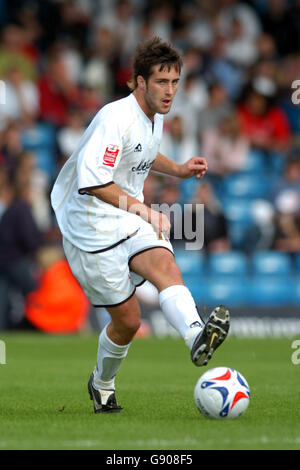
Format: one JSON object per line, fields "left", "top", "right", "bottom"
{"left": 143, "top": 64, "right": 180, "bottom": 116}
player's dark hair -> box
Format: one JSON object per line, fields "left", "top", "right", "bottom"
{"left": 127, "top": 37, "right": 183, "bottom": 90}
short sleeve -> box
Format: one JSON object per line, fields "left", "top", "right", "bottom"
{"left": 77, "top": 110, "right": 123, "bottom": 195}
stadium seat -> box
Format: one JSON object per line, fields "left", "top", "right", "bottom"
{"left": 222, "top": 199, "right": 255, "bottom": 249}
{"left": 222, "top": 174, "right": 271, "bottom": 199}
{"left": 174, "top": 248, "right": 205, "bottom": 276}
{"left": 207, "top": 251, "right": 248, "bottom": 278}
{"left": 293, "top": 253, "right": 300, "bottom": 273}
{"left": 291, "top": 276, "right": 300, "bottom": 305}
{"left": 227, "top": 221, "right": 252, "bottom": 250}
{"left": 269, "top": 152, "right": 285, "bottom": 174}
{"left": 179, "top": 178, "right": 198, "bottom": 204}
{"left": 241, "top": 149, "right": 267, "bottom": 174}
{"left": 22, "top": 122, "right": 56, "bottom": 148}
{"left": 249, "top": 277, "right": 292, "bottom": 307}
{"left": 31, "top": 148, "right": 56, "bottom": 180}
{"left": 22, "top": 123, "right": 56, "bottom": 179}
{"left": 183, "top": 275, "right": 208, "bottom": 304}
{"left": 222, "top": 198, "right": 253, "bottom": 224}
{"left": 250, "top": 251, "right": 292, "bottom": 277}
{"left": 204, "top": 278, "right": 251, "bottom": 307}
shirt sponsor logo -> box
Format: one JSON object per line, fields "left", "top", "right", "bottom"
{"left": 132, "top": 159, "right": 155, "bottom": 174}
{"left": 134, "top": 143, "right": 142, "bottom": 152}
{"left": 103, "top": 144, "right": 120, "bottom": 167}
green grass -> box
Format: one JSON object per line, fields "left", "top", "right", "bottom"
{"left": 0, "top": 332, "right": 299, "bottom": 450}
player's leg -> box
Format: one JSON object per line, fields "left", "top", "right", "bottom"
{"left": 130, "top": 247, "right": 204, "bottom": 344}
{"left": 62, "top": 237, "right": 141, "bottom": 413}
{"left": 89, "top": 294, "right": 141, "bottom": 413}
{"left": 129, "top": 247, "right": 230, "bottom": 366}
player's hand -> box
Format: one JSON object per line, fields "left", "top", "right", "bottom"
{"left": 178, "top": 157, "right": 208, "bottom": 179}
{"left": 149, "top": 210, "right": 171, "bottom": 239}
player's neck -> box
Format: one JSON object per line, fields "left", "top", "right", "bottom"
{"left": 132, "top": 90, "right": 155, "bottom": 123}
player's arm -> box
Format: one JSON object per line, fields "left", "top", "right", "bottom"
{"left": 88, "top": 183, "right": 171, "bottom": 237}
{"left": 151, "top": 152, "right": 208, "bottom": 179}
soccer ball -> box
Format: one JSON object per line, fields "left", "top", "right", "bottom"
{"left": 194, "top": 367, "right": 250, "bottom": 419}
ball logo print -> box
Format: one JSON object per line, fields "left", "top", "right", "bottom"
{"left": 194, "top": 367, "right": 250, "bottom": 419}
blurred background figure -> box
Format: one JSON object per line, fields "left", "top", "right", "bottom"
{"left": 244, "top": 199, "right": 276, "bottom": 253}
{"left": 160, "top": 115, "right": 200, "bottom": 165}
{"left": 38, "top": 51, "right": 81, "bottom": 127}
{"left": 197, "top": 81, "right": 233, "bottom": 135}
{"left": 188, "top": 181, "right": 230, "bottom": 253}
{"left": 237, "top": 77, "right": 291, "bottom": 156}
{"left": 0, "top": 0, "right": 299, "bottom": 330}
{"left": 200, "top": 111, "right": 249, "bottom": 177}
{"left": 271, "top": 153, "right": 300, "bottom": 200}
{"left": 57, "top": 108, "right": 85, "bottom": 165}
{"left": 273, "top": 189, "right": 300, "bottom": 255}
{"left": 0, "top": 176, "right": 42, "bottom": 329}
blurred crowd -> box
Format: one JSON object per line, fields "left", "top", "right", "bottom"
{"left": 1, "top": 0, "right": 300, "bottom": 331}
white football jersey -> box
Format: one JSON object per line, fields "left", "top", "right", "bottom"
{"left": 50, "top": 93, "right": 164, "bottom": 252}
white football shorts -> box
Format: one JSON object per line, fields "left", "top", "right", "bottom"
{"left": 62, "top": 219, "right": 174, "bottom": 307}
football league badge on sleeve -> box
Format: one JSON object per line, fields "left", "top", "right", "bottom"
{"left": 103, "top": 145, "right": 120, "bottom": 167}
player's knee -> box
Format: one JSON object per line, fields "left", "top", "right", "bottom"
{"left": 146, "top": 256, "right": 182, "bottom": 289}
{"left": 160, "top": 257, "right": 181, "bottom": 281}
{"left": 120, "top": 316, "right": 141, "bottom": 336}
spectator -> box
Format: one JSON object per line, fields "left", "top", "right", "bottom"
{"left": 256, "top": 33, "right": 278, "bottom": 62}
{"left": 223, "top": 16, "right": 259, "bottom": 67}
{"left": 14, "top": 151, "right": 51, "bottom": 232}
{"left": 0, "top": 0, "right": 299, "bottom": 329}
{"left": 168, "top": 71, "right": 208, "bottom": 138}
{"left": 260, "top": 0, "right": 299, "bottom": 57}
{"left": 237, "top": 76, "right": 291, "bottom": 154}
{"left": 205, "top": 34, "right": 246, "bottom": 100}
{"left": 57, "top": 108, "right": 85, "bottom": 164}
{"left": 200, "top": 111, "right": 249, "bottom": 177}
{"left": 82, "top": 26, "right": 115, "bottom": 103}
{"left": 147, "top": 2, "right": 174, "bottom": 42}
{"left": 0, "top": 65, "right": 39, "bottom": 128}
{"left": 271, "top": 154, "right": 300, "bottom": 202}
{"left": 0, "top": 177, "right": 43, "bottom": 329}
{"left": 217, "top": 0, "right": 262, "bottom": 41}
{"left": 184, "top": 1, "right": 216, "bottom": 51}
{"left": 273, "top": 189, "right": 300, "bottom": 254}
{"left": 244, "top": 199, "right": 276, "bottom": 253}
{"left": 95, "top": 0, "right": 139, "bottom": 60}
{"left": 142, "top": 172, "right": 161, "bottom": 207}
{"left": 25, "top": 246, "right": 90, "bottom": 334}
{"left": 38, "top": 52, "right": 81, "bottom": 127}
{"left": 0, "top": 166, "right": 11, "bottom": 218}
{"left": 157, "top": 178, "right": 182, "bottom": 243}
{"left": 0, "top": 23, "right": 36, "bottom": 81}
{"left": 160, "top": 115, "right": 200, "bottom": 166}
{"left": 197, "top": 81, "right": 233, "bottom": 134}
{"left": 0, "top": 123, "right": 23, "bottom": 178}
{"left": 188, "top": 181, "right": 230, "bottom": 253}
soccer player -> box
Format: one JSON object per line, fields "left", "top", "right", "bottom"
{"left": 51, "top": 37, "right": 230, "bottom": 413}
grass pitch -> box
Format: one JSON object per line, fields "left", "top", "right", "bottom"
{"left": 0, "top": 331, "right": 299, "bottom": 450}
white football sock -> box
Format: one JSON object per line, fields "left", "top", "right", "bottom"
{"left": 94, "top": 324, "right": 131, "bottom": 390}
{"left": 158, "top": 285, "right": 204, "bottom": 350}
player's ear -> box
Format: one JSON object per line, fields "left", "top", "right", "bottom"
{"left": 137, "top": 75, "right": 146, "bottom": 91}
